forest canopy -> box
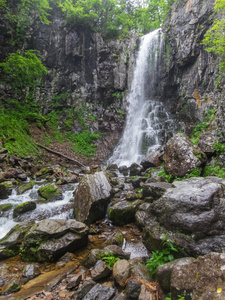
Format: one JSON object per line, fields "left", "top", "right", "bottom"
{"left": 0, "top": 0, "right": 177, "bottom": 41}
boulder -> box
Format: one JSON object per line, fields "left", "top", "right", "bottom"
{"left": 156, "top": 257, "right": 195, "bottom": 292}
{"left": 38, "top": 184, "right": 63, "bottom": 202}
{"left": 74, "top": 171, "right": 112, "bottom": 225}
{"left": 129, "top": 163, "right": 143, "bottom": 176}
{"left": 198, "top": 119, "right": 219, "bottom": 155}
{"left": 67, "top": 273, "right": 82, "bottom": 289}
{"left": 0, "top": 183, "right": 11, "bottom": 199}
{"left": 108, "top": 200, "right": 142, "bottom": 226}
{"left": 142, "top": 182, "right": 172, "bottom": 201}
{"left": 35, "top": 167, "right": 54, "bottom": 178}
{"left": 163, "top": 133, "right": 206, "bottom": 177}
{"left": 91, "top": 260, "right": 112, "bottom": 281}
{"left": 113, "top": 259, "right": 130, "bottom": 286}
{"left": 83, "top": 283, "right": 116, "bottom": 300}
{"left": 17, "top": 182, "right": 34, "bottom": 195}
{"left": 170, "top": 252, "right": 225, "bottom": 299}
{"left": 136, "top": 177, "right": 225, "bottom": 256}
{"left": 20, "top": 219, "right": 89, "bottom": 262}
{"left": 13, "top": 201, "right": 36, "bottom": 218}
{"left": 73, "top": 279, "right": 96, "bottom": 300}
{"left": 125, "top": 279, "right": 141, "bottom": 300}
{"left": 0, "top": 221, "right": 34, "bottom": 260}
{"left": 0, "top": 203, "right": 12, "bottom": 212}
{"left": 22, "top": 264, "right": 41, "bottom": 280}
{"left": 140, "top": 151, "right": 162, "bottom": 169}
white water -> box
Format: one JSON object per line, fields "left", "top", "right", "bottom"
{"left": 0, "top": 183, "right": 77, "bottom": 239}
{"left": 108, "top": 29, "right": 174, "bottom": 167}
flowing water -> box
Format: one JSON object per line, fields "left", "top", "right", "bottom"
{"left": 108, "top": 29, "right": 174, "bottom": 167}
{"left": 0, "top": 182, "right": 77, "bottom": 239}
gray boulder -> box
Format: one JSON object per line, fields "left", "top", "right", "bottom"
{"left": 20, "top": 219, "right": 89, "bottom": 262}
{"left": 74, "top": 171, "right": 112, "bottom": 225}
{"left": 13, "top": 201, "right": 36, "bottom": 218}
{"left": 163, "top": 133, "right": 206, "bottom": 177}
{"left": 91, "top": 260, "right": 112, "bottom": 281}
{"left": 142, "top": 182, "right": 172, "bottom": 201}
{"left": 113, "top": 259, "right": 130, "bottom": 287}
{"left": 83, "top": 283, "right": 115, "bottom": 300}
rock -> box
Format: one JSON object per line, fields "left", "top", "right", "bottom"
{"left": 74, "top": 279, "right": 96, "bottom": 300}
{"left": 198, "top": 121, "right": 219, "bottom": 155}
{"left": 4, "top": 279, "right": 21, "bottom": 294}
{"left": 35, "top": 167, "right": 54, "bottom": 178}
{"left": 74, "top": 171, "right": 111, "bottom": 225}
{"left": 125, "top": 279, "right": 141, "bottom": 300}
{"left": 17, "top": 182, "right": 34, "bottom": 195}
{"left": 20, "top": 219, "right": 89, "bottom": 262}
{"left": 0, "top": 278, "right": 4, "bottom": 287}
{"left": 0, "top": 148, "right": 8, "bottom": 154}
{"left": 0, "top": 203, "right": 12, "bottom": 212}
{"left": 113, "top": 259, "right": 130, "bottom": 287}
{"left": 170, "top": 252, "right": 225, "bottom": 299}
{"left": 67, "top": 273, "right": 82, "bottom": 289}
{"left": 17, "top": 173, "right": 27, "bottom": 181}
{"left": 83, "top": 283, "right": 116, "bottom": 300}
{"left": 131, "top": 177, "right": 148, "bottom": 189}
{"left": 142, "top": 182, "right": 172, "bottom": 201}
{"left": 138, "top": 177, "right": 225, "bottom": 256}
{"left": 91, "top": 260, "right": 112, "bottom": 281}
{"left": 130, "top": 261, "right": 152, "bottom": 282}
{"left": 163, "top": 133, "right": 206, "bottom": 177}
{"left": 119, "top": 165, "right": 128, "bottom": 176}
{"left": 108, "top": 200, "right": 142, "bottom": 226}
{"left": 129, "top": 163, "right": 143, "bottom": 176}
{"left": 13, "top": 201, "right": 36, "bottom": 218}
{"left": 140, "top": 151, "right": 162, "bottom": 169}
{"left": 82, "top": 249, "right": 103, "bottom": 268}
{"left": 138, "top": 285, "right": 155, "bottom": 300}
{"left": 156, "top": 257, "right": 195, "bottom": 293}
{"left": 38, "top": 184, "right": 63, "bottom": 202}
{"left": 112, "top": 294, "right": 125, "bottom": 300}
{"left": 0, "top": 221, "right": 34, "bottom": 260}
{"left": 0, "top": 183, "right": 10, "bottom": 199}
{"left": 22, "top": 264, "right": 41, "bottom": 280}
{"left": 104, "top": 245, "right": 130, "bottom": 260}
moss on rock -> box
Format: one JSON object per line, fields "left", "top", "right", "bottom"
{"left": 38, "top": 184, "right": 62, "bottom": 202}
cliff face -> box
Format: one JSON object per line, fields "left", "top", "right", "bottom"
{"left": 160, "top": 0, "right": 216, "bottom": 132}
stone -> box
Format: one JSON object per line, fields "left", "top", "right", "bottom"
{"left": 20, "top": 219, "right": 89, "bottom": 262}
{"left": 129, "top": 163, "right": 143, "bottom": 176}
{"left": 130, "top": 262, "right": 152, "bottom": 283}
{"left": 83, "top": 283, "right": 115, "bottom": 300}
{"left": 74, "top": 279, "right": 96, "bottom": 300}
{"left": 170, "top": 252, "right": 225, "bottom": 299}
{"left": 142, "top": 182, "right": 171, "bottom": 201}
{"left": 140, "top": 151, "right": 162, "bottom": 169}
{"left": 198, "top": 121, "right": 219, "bottom": 155}
{"left": 138, "top": 285, "right": 155, "bottom": 300}
{"left": 0, "top": 278, "right": 4, "bottom": 287}
{"left": 22, "top": 264, "right": 41, "bottom": 280}
{"left": 35, "top": 167, "right": 54, "bottom": 178}
{"left": 0, "top": 183, "right": 10, "bottom": 199}
{"left": 125, "top": 279, "right": 141, "bottom": 300}
{"left": 0, "top": 221, "right": 34, "bottom": 260}
{"left": 38, "top": 184, "right": 63, "bottom": 202}
{"left": 17, "top": 182, "right": 34, "bottom": 195}
{"left": 156, "top": 257, "right": 195, "bottom": 293}
{"left": 4, "top": 279, "right": 21, "bottom": 294}
{"left": 13, "top": 201, "right": 36, "bottom": 218}
{"left": 163, "top": 133, "right": 206, "bottom": 177}
{"left": 91, "top": 260, "right": 112, "bottom": 281}
{"left": 104, "top": 245, "right": 130, "bottom": 260}
{"left": 131, "top": 177, "right": 148, "bottom": 189}
{"left": 67, "top": 273, "right": 82, "bottom": 289}
{"left": 108, "top": 200, "right": 142, "bottom": 226}
{"left": 17, "top": 173, "right": 27, "bottom": 181}
{"left": 113, "top": 259, "right": 130, "bottom": 287}
{"left": 0, "top": 203, "right": 12, "bottom": 212}
{"left": 74, "top": 171, "right": 112, "bottom": 225}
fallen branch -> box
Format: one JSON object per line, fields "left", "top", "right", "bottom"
{"left": 36, "top": 144, "right": 86, "bottom": 168}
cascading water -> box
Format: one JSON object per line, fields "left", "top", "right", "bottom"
{"left": 108, "top": 29, "right": 174, "bottom": 167}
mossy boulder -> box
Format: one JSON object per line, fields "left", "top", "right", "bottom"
{"left": 0, "top": 203, "right": 13, "bottom": 212}
{"left": 0, "top": 182, "right": 12, "bottom": 199}
{"left": 108, "top": 199, "right": 142, "bottom": 226}
{"left": 13, "top": 201, "right": 36, "bottom": 218}
{"left": 35, "top": 167, "right": 54, "bottom": 179}
{"left": 20, "top": 219, "right": 89, "bottom": 262}
{"left": 38, "top": 184, "right": 63, "bottom": 202}
{"left": 17, "top": 182, "right": 34, "bottom": 195}
{"left": 0, "top": 221, "right": 34, "bottom": 260}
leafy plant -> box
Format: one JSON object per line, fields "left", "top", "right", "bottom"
{"left": 98, "top": 251, "right": 120, "bottom": 267}
{"left": 146, "top": 234, "right": 178, "bottom": 277}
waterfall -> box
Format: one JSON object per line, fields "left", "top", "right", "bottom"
{"left": 108, "top": 29, "right": 174, "bottom": 167}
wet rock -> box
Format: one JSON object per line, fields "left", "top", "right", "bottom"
{"left": 13, "top": 201, "right": 36, "bottom": 218}
{"left": 17, "top": 182, "right": 34, "bottom": 195}
{"left": 142, "top": 182, "right": 171, "bottom": 201}
{"left": 0, "top": 183, "right": 10, "bottom": 199}
{"left": 0, "top": 221, "right": 34, "bottom": 260}
{"left": 130, "top": 261, "right": 152, "bottom": 282}
{"left": 74, "top": 171, "right": 111, "bottom": 225}
{"left": 22, "top": 264, "right": 41, "bottom": 280}
{"left": 170, "top": 252, "right": 225, "bottom": 299}
{"left": 131, "top": 177, "right": 148, "bottom": 189}
{"left": 125, "top": 279, "right": 141, "bottom": 300}
{"left": 104, "top": 245, "right": 130, "bottom": 260}
{"left": 0, "top": 278, "right": 4, "bottom": 287}
{"left": 4, "top": 279, "right": 21, "bottom": 294}
{"left": 140, "top": 151, "right": 162, "bottom": 169}
{"left": 129, "top": 163, "right": 143, "bottom": 176}
{"left": 91, "top": 260, "right": 112, "bottom": 281}
{"left": 119, "top": 165, "right": 128, "bottom": 176}
{"left": 82, "top": 249, "right": 103, "bottom": 268}
{"left": 156, "top": 257, "right": 195, "bottom": 293}
{"left": 138, "top": 285, "right": 155, "bottom": 300}
{"left": 17, "top": 173, "right": 27, "bottom": 181}
{"left": 113, "top": 259, "right": 130, "bottom": 287}
{"left": 67, "top": 273, "right": 82, "bottom": 289}
{"left": 112, "top": 294, "right": 125, "bottom": 300}
{"left": 198, "top": 122, "right": 219, "bottom": 155}
{"left": 163, "top": 133, "right": 206, "bottom": 177}
{"left": 83, "top": 283, "right": 115, "bottom": 300}
{"left": 20, "top": 219, "right": 89, "bottom": 262}
{"left": 0, "top": 203, "right": 12, "bottom": 212}
{"left": 35, "top": 167, "right": 54, "bottom": 178}
{"left": 74, "top": 279, "right": 96, "bottom": 300}
{"left": 38, "top": 184, "right": 63, "bottom": 202}
{"left": 108, "top": 200, "right": 142, "bottom": 226}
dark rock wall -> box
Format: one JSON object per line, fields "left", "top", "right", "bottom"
{"left": 160, "top": 0, "right": 217, "bottom": 132}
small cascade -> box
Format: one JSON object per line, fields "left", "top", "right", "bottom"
{"left": 108, "top": 29, "right": 175, "bottom": 167}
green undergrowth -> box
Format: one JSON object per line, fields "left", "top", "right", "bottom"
{"left": 0, "top": 99, "right": 100, "bottom": 157}
{"left": 98, "top": 251, "right": 120, "bottom": 267}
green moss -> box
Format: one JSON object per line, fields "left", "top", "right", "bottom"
{"left": 13, "top": 201, "right": 36, "bottom": 218}
{"left": 38, "top": 184, "right": 62, "bottom": 200}
{"left": 0, "top": 203, "right": 13, "bottom": 211}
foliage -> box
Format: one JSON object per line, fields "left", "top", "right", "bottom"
{"left": 158, "top": 164, "right": 201, "bottom": 183}
{"left": 98, "top": 251, "right": 120, "bottom": 267}
{"left": 190, "top": 108, "right": 215, "bottom": 145}
{"left": 0, "top": 50, "right": 48, "bottom": 89}
{"left": 213, "top": 142, "right": 225, "bottom": 155}
{"left": 165, "top": 294, "right": 185, "bottom": 300}
{"left": 204, "top": 164, "right": 225, "bottom": 178}
{"left": 203, "top": 0, "right": 225, "bottom": 83}
{"left": 146, "top": 234, "right": 178, "bottom": 277}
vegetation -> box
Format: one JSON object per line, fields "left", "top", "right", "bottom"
{"left": 98, "top": 251, "right": 120, "bottom": 267}
{"left": 203, "top": 0, "right": 225, "bottom": 83}
{"left": 146, "top": 234, "right": 178, "bottom": 278}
